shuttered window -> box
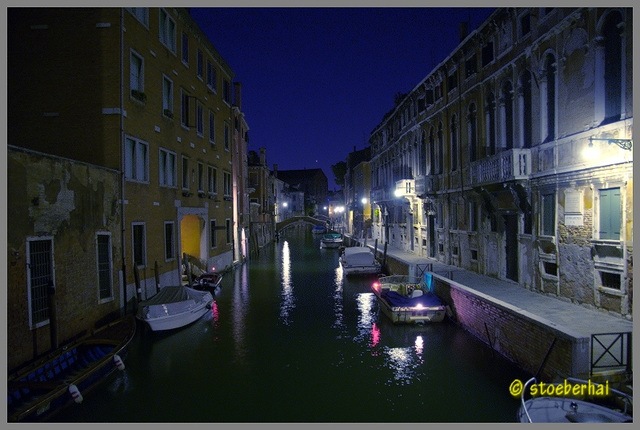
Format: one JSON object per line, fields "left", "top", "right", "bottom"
{"left": 600, "top": 188, "right": 621, "bottom": 240}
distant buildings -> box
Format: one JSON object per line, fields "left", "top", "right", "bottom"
{"left": 360, "top": 7, "right": 633, "bottom": 317}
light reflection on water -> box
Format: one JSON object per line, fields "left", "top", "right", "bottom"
{"left": 50, "top": 228, "right": 525, "bottom": 423}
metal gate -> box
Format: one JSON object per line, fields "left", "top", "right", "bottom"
{"left": 27, "top": 238, "right": 54, "bottom": 327}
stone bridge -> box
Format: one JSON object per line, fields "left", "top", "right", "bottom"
{"left": 276, "top": 216, "right": 328, "bottom": 233}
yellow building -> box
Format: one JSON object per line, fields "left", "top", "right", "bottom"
{"left": 8, "top": 7, "right": 238, "bottom": 367}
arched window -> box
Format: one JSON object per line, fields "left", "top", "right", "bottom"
{"left": 437, "top": 122, "right": 444, "bottom": 174}
{"left": 420, "top": 132, "right": 427, "bottom": 176}
{"left": 602, "top": 11, "right": 623, "bottom": 124}
{"left": 501, "top": 81, "right": 514, "bottom": 150}
{"left": 429, "top": 127, "right": 436, "bottom": 175}
{"left": 450, "top": 115, "right": 458, "bottom": 171}
{"left": 520, "top": 70, "right": 532, "bottom": 148}
{"left": 486, "top": 91, "right": 497, "bottom": 156}
{"left": 468, "top": 103, "right": 478, "bottom": 162}
{"left": 544, "top": 54, "right": 556, "bottom": 141}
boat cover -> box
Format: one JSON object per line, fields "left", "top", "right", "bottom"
{"left": 381, "top": 290, "right": 444, "bottom": 308}
{"left": 342, "top": 247, "right": 376, "bottom": 265}
{"left": 137, "top": 286, "right": 208, "bottom": 320}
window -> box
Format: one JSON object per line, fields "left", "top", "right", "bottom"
{"left": 223, "top": 171, "right": 232, "bottom": 197}
{"left": 197, "top": 49, "right": 204, "bottom": 78}
{"left": 181, "top": 32, "right": 189, "bottom": 65}
{"left": 162, "top": 75, "right": 173, "bottom": 118}
{"left": 209, "top": 111, "right": 215, "bottom": 144}
{"left": 182, "top": 156, "right": 189, "bottom": 190}
{"left": 541, "top": 193, "right": 555, "bottom": 236}
{"left": 196, "top": 102, "right": 204, "bottom": 136}
{"left": 127, "top": 7, "right": 148, "bottom": 26}
{"left": 226, "top": 219, "right": 232, "bottom": 244}
{"left": 447, "top": 70, "right": 458, "bottom": 92}
{"left": 520, "top": 70, "right": 533, "bottom": 148}
{"left": 450, "top": 115, "right": 458, "bottom": 171}
{"left": 132, "top": 223, "right": 146, "bottom": 267}
{"left": 224, "top": 122, "right": 230, "bottom": 150}
{"left": 159, "top": 9, "right": 176, "bottom": 52}
{"left": 159, "top": 148, "right": 177, "bottom": 187}
{"left": 124, "top": 137, "right": 148, "bottom": 182}
{"left": 543, "top": 54, "right": 556, "bottom": 142}
{"left": 599, "top": 271, "right": 621, "bottom": 290}
{"left": 130, "top": 51, "right": 144, "bottom": 98}
{"left": 197, "top": 162, "right": 204, "bottom": 192}
{"left": 210, "top": 219, "right": 217, "bottom": 248}
{"left": 602, "top": 11, "right": 623, "bottom": 124}
{"left": 519, "top": 13, "right": 531, "bottom": 37}
{"left": 465, "top": 54, "right": 477, "bottom": 78}
{"left": 207, "top": 60, "right": 216, "bottom": 90}
{"left": 27, "top": 238, "right": 53, "bottom": 328}
{"left": 437, "top": 122, "right": 444, "bottom": 174}
{"left": 502, "top": 81, "right": 514, "bottom": 150}
{"left": 482, "top": 41, "right": 494, "bottom": 66}
{"left": 468, "top": 103, "right": 478, "bottom": 162}
{"left": 469, "top": 201, "right": 477, "bottom": 232}
{"left": 181, "top": 91, "right": 190, "bottom": 128}
{"left": 486, "top": 91, "right": 497, "bottom": 155}
{"left": 208, "top": 165, "right": 217, "bottom": 194}
{"left": 96, "top": 234, "right": 112, "bottom": 301}
{"left": 164, "top": 222, "right": 175, "bottom": 261}
{"left": 223, "top": 78, "right": 231, "bottom": 103}
{"left": 599, "top": 188, "right": 621, "bottom": 240}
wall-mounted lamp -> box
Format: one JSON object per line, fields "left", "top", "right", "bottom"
{"left": 589, "top": 136, "right": 633, "bottom": 151}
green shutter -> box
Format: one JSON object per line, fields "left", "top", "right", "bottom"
{"left": 600, "top": 188, "right": 621, "bottom": 240}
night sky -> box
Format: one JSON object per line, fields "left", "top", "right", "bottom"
{"left": 189, "top": 7, "right": 495, "bottom": 189}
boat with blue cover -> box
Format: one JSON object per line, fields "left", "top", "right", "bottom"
{"left": 372, "top": 274, "right": 446, "bottom": 324}
{"left": 7, "top": 314, "right": 136, "bottom": 422}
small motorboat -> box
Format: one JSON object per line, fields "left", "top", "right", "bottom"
{"left": 192, "top": 271, "right": 223, "bottom": 294}
{"left": 7, "top": 315, "right": 136, "bottom": 422}
{"left": 339, "top": 246, "right": 382, "bottom": 276}
{"left": 136, "top": 285, "right": 213, "bottom": 332}
{"left": 372, "top": 275, "right": 446, "bottom": 324}
{"left": 320, "top": 233, "right": 343, "bottom": 248}
{"left": 312, "top": 224, "right": 327, "bottom": 234}
{"left": 517, "top": 377, "right": 633, "bottom": 423}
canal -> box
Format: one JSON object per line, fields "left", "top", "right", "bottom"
{"left": 52, "top": 227, "right": 526, "bottom": 423}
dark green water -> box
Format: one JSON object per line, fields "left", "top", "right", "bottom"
{"left": 52, "top": 227, "right": 526, "bottom": 422}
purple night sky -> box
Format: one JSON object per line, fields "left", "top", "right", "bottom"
{"left": 189, "top": 7, "right": 494, "bottom": 189}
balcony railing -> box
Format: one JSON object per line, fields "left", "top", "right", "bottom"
{"left": 470, "top": 148, "right": 531, "bottom": 186}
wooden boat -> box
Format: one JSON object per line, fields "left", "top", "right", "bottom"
{"left": 192, "top": 271, "right": 223, "bottom": 294}
{"left": 136, "top": 285, "right": 213, "bottom": 332}
{"left": 339, "top": 246, "right": 382, "bottom": 275}
{"left": 7, "top": 314, "right": 136, "bottom": 422}
{"left": 320, "top": 233, "right": 343, "bottom": 248}
{"left": 517, "top": 377, "right": 633, "bottom": 423}
{"left": 372, "top": 275, "right": 446, "bottom": 324}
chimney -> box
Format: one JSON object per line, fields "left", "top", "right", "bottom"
{"left": 234, "top": 82, "right": 242, "bottom": 109}
{"left": 273, "top": 164, "right": 278, "bottom": 178}
{"left": 259, "top": 147, "right": 266, "bottom": 166}
{"left": 459, "top": 22, "right": 468, "bottom": 42}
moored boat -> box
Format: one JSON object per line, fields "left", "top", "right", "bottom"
{"left": 312, "top": 224, "right": 327, "bottom": 234}
{"left": 136, "top": 285, "right": 213, "bottom": 332}
{"left": 339, "top": 246, "right": 382, "bottom": 275}
{"left": 7, "top": 314, "right": 136, "bottom": 422}
{"left": 517, "top": 377, "right": 633, "bottom": 423}
{"left": 320, "top": 233, "right": 343, "bottom": 248}
{"left": 372, "top": 275, "right": 446, "bottom": 324}
{"left": 192, "top": 271, "right": 223, "bottom": 294}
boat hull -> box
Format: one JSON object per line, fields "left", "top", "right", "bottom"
{"left": 372, "top": 275, "right": 446, "bottom": 324}
{"left": 518, "top": 397, "right": 632, "bottom": 423}
{"left": 374, "top": 292, "right": 446, "bottom": 324}
{"left": 7, "top": 315, "right": 136, "bottom": 422}
{"left": 137, "top": 286, "right": 214, "bottom": 332}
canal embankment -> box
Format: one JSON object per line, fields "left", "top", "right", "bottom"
{"left": 343, "top": 235, "right": 633, "bottom": 385}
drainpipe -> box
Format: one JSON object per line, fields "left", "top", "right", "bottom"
{"left": 119, "top": 8, "right": 128, "bottom": 314}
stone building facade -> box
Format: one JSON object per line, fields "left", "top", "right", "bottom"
{"left": 368, "top": 8, "right": 632, "bottom": 317}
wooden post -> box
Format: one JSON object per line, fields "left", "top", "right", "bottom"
{"left": 383, "top": 242, "right": 388, "bottom": 267}
{"left": 374, "top": 239, "right": 378, "bottom": 258}
{"left": 154, "top": 261, "right": 160, "bottom": 294}
{"left": 133, "top": 264, "right": 142, "bottom": 303}
{"left": 47, "top": 282, "right": 58, "bottom": 349}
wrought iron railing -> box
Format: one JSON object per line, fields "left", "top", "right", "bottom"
{"left": 591, "top": 331, "right": 632, "bottom": 375}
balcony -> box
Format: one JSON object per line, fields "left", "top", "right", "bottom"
{"left": 395, "top": 179, "right": 415, "bottom": 197}
{"left": 415, "top": 176, "right": 439, "bottom": 196}
{"left": 470, "top": 148, "right": 531, "bottom": 186}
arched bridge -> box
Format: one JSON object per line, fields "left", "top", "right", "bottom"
{"left": 276, "top": 216, "right": 327, "bottom": 233}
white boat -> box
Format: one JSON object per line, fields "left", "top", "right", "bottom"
{"left": 320, "top": 233, "right": 343, "bottom": 248}
{"left": 339, "top": 246, "right": 382, "bottom": 275}
{"left": 372, "top": 275, "right": 446, "bottom": 324}
{"left": 517, "top": 377, "right": 633, "bottom": 423}
{"left": 136, "top": 285, "right": 213, "bottom": 331}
